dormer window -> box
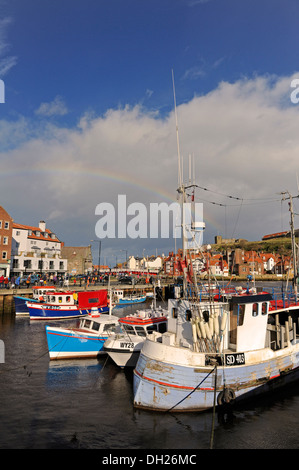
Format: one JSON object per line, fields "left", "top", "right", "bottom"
{"left": 44, "top": 233, "right": 48, "bottom": 238}
{"left": 36, "top": 231, "right": 40, "bottom": 237}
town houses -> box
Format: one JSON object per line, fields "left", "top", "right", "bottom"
{"left": 163, "top": 247, "right": 292, "bottom": 279}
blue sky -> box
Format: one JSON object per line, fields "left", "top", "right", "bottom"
{"left": 1, "top": 0, "right": 299, "bottom": 267}
{"left": 5, "top": 0, "right": 298, "bottom": 121}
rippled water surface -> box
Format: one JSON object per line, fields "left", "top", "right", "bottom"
{"left": 0, "top": 293, "right": 298, "bottom": 450}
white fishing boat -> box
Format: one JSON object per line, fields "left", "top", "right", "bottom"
{"left": 104, "top": 305, "right": 168, "bottom": 368}
{"left": 133, "top": 80, "right": 299, "bottom": 412}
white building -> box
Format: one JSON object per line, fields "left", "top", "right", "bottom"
{"left": 11, "top": 220, "right": 67, "bottom": 277}
{"left": 142, "top": 256, "right": 163, "bottom": 272}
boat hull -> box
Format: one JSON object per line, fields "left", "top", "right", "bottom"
{"left": 133, "top": 339, "right": 299, "bottom": 412}
{"left": 28, "top": 304, "right": 109, "bottom": 320}
{"left": 46, "top": 325, "right": 110, "bottom": 360}
{"left": 117, "top": 295, "right": 147, "bottom": 305}
{"left": 104, "top": 337, "right": 143, "bottom": 368}
{"left": 14, "top": 296, "right": 38, "bottom": 315}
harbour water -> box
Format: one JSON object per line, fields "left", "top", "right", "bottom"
{"left": 0, "top": 287, "right": 298, "bottom": 451}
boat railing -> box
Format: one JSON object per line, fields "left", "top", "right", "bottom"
{"left": 268, "top": 288, "right": 299, "bottom": 310}
{"left": 184, "top": 284, "right": 299, "bottom": 309}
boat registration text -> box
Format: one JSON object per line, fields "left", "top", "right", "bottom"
{"left": 225, "top": 353, "right": 245, "bottom": 366}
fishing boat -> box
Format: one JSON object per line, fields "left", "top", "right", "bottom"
{"left": 133, "top": 286, "right": 299, "bottom": 412}
{"left": 13, "top": 286, "right": 57, "bottom": 315}
{"left": 113, "top": 289, "right": 147, "bottom": 306}
{"left": 104, "top": 305, "right": 168, "bottom": 368}
{"left": 133, "top": 81, "right": 299, "bottom": 412}
{"left": 45, "top": 309, "right": 120, "bottom": 360}
{"left": 27, "top": 290, "right": 109, "bottom": 320}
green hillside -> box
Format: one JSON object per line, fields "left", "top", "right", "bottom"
{"left": 212, "top": 238, "right": 293, "bottom": 256}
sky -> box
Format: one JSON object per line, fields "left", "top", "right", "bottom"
{"left": 1, "top": 0, "right": 299, "bottom": 267}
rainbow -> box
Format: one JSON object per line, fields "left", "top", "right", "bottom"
{"left": 3, "top": 165, "right": 223, "bottom": 232}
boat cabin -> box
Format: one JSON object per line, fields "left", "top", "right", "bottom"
{"left": 41, "top": 290, "right": 108, "bottom": 308}
{"left": 43, "top": 291, "right": 76, "bottom": 306}
{"left": 79, "top": 315, "right": 120, "bottom": 334}
{"left": 166, "top": 292, "right": 276, "bottom": 354}
{"left": 119, "top": 314, "right": 167, "bottom": 337}
{"left": 32, "top": 286, "right": 57, "bottom": 300}
{"left": 228, "top": 293, "right": 272, "bottom": 352}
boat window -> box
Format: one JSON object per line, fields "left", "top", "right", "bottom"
{"left": 158, "top": 322, "right": 167, "bottom": 333}
{"left": 252, "top": 303, "right": 258, "bottom": 317}
{"left": 238, "top": 304, "right": 245, "bottom": 326}
{"left": 262, "top": 302, "right": 267, "bottom": 315}
{"left": 103, "top": 324, "right": 115, "bottom": 332}
{"left": 123, "top": 324, "right": 134, "bottom": 334}
{"left": 88, "top": 297, "right": 99, "bottom": 304}
{"left": 135, "top": 326, "right": 147, "bottom": 337}
{"left": 66, "top": 296, "right": 71, "bottom": 303}
{"left": 58, "top": 296, "right": 63, "bottom": 303}
{"left": 172, "top": 308, "right": 178, "bottom": 319}
{"left": 146, "top": 324, "right": 157, "bottom": 334}
{"left": 51, "top": 296, "right": 55, "bottom": 303}
{"left": 186, "top": 309, "right": 192, "bottom": 321}
{"left": 84, "top": 319, "right": 92, "bottom": 329}
{"left": 92, "top": 322, "right": 100, "bottom": 331}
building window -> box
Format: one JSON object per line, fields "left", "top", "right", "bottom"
{"left": 0, "top": 221, "right": 2, "bottom": 228}
{"left": 3, "top": 237, "right": 8, "bottom": 245}
{"left": 4, "top": 222, "right": 9, "bottom": 229}
{"left": 2, "top": 252, "right": 7, "bottom": 259}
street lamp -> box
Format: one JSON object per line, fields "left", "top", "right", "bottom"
{"left": 120, "top": 249, "right": 128, "bottom": 271}
{"left": 91, "top": 240, "right": 101, "bottom": 273}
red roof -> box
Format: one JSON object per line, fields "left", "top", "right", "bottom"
{"left": 13, "top": 223, "right": 61, "bottom": 242}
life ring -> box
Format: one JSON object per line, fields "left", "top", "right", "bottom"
{"left": 217, "top": 388, "right": 235, "bottom": 406}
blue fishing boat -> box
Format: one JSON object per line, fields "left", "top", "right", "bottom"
{"left": 117, "top": 294, "right": 147, "bottom": 305}
{"left": 14, "top": 286, "right": 57, "bottom": 315}
{"left": 27, "top": 290, "right": 109, "bottom": 320}
{"left": 45, "top": 311, "right": 120, "bottom": 360}
{"left": 113, "top": 289, "right": 147, "bottom": 306}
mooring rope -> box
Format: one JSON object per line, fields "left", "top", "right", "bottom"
{"left": 164, "top": 365, "right": 217, "bottom": 413}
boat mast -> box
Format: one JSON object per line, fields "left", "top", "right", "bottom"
{"left": 281, "top": 191, "right": 299, "bottom": 296}
{"left": 172, "top": 70, "right": 188, "bottom": 296}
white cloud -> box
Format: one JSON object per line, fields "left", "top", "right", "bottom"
{"left": 35, "top": 95, "right": 68, "bottom": 117}
{"left": 0, "top": 16, "right": 17, "bottom": 77}
{"left": 1, "top": 72, "right": 299, "bottom": 255}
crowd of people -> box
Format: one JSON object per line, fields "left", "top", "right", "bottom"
{"left": 0, "top": 273, "right": 107, "bottom": 289}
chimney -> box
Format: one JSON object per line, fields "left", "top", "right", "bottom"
{"left": 39, "top": 220, "right": 46, "bottom": 232}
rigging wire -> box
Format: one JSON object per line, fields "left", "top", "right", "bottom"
{"left": 192, "top": 184, "right": 281, "bottom": 202}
